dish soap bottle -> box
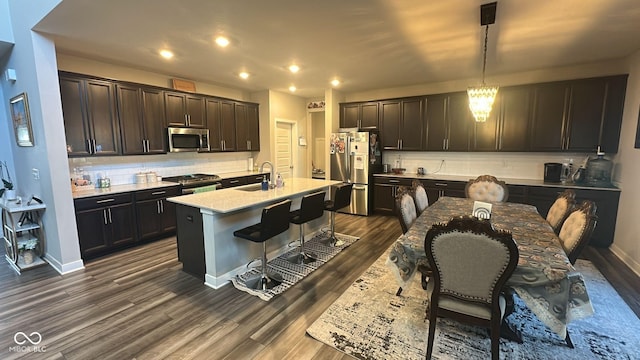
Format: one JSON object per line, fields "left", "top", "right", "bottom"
{"left": 261, "top": 175, "right": 268, "bottom": 191}
{"left": 276, "top": 173, "right": 283, "bottom": 188}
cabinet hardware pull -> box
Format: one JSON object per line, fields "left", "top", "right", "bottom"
{"left": 108, "top": 208, "right": 112, "bottom": 223}
{"left": 247, "top": 140, "right": 251, "bottom": 150}
{"left": 92, "top": 139, "right": 97, "bottom": 153}
{"left": 151, "top": 191, "right": 166, "bottom": 195}
{"left": 160, "top": 200, "right": 164, "bottom": 213}
{"left": 157, "top": 200, "right": 161, "bottom": 214}
{"left": 103, "top": 209, "right": 108, "bottom": 225}
{"left": 229, "top": 180, "right": 239, "bottom": 183}
{"left": 96, "top": 198, "right": 116, "bottom": 204}
{"left": 186, "top": 215, "right": 193, "bottom": 222}
{"left": 184, "top": 114, "right": 188, "bottom": 125}
{"left": 435, "top": 183, "right": 447, "bottom": 187}
{"left": 142, "top": 139, "right": 146, "bottom": 152}
{"left": 86, "top": 139, "right": 92, "bottom": 154}
{"left": 146, "top": 139, "right": 150, "bottom": 152}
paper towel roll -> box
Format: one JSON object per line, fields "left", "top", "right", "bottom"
{"left": 247, "top": 158, "right": 254, "bottom": 171}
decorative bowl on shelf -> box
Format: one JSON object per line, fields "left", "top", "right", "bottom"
{"left": 391, "top": 168, "right": 406, "bottom": 175}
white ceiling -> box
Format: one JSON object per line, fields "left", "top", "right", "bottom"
{"left": 34, "top": 0, "right": 640, "bottom": 98}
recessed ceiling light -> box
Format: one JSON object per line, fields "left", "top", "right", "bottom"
{"left": 215, "top": 36, "right": 230, "bottom": 47}
{"left": 159, "top": 49, "right": 174, "bottom": 59}
{"left": 289, "top": 85, "right": 297, "bottom": 92}
{"left": 331, "top": 79, "right": 340, "bottom": 87}
{"left": 288, "top": 64, "right": 300, "bottom": 73}
{"left": 239, "top": 72, "right": 249, "bottom": 79}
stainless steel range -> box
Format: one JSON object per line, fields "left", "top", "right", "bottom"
{"left": 164, "top": 174, "right": 222, "bottom": 194}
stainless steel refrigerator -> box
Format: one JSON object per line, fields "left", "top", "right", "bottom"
{"left": 329, "top": 129, "right": 382, "bottom": 215}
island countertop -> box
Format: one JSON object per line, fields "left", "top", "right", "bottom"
{"left": 167, "top": 177, "right": 341, "bottom": 214}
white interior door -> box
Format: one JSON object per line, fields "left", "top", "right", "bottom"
{"left": 276, "top": 122, "right": 293, "bottom": 179}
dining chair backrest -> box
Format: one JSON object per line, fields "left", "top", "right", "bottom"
{"left": 395, "top": 186, "right": 417, "bottom": 234}
{"left": 465, "top": 175, "right": 509, "bottom": 202}
{"left": 425, "top": 215, "right": 518, "bottom": 305}
{"left": 411, "top": 179, "right": 429, "bottom": 215}
{"left": 558, "top": 200, "right": 597, "bottom": 264}
{"left": 424, "top": 215, "right": 518, "bottom": 360}
{"left": 546, "top": 189, "right": 576, "bottom": 234}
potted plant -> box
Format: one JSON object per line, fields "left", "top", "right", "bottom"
{"left": 0, "top": 160, "right": 16, "bottom": 200}
{"left": 19, "top": 238, "right": 39, "bottom": 265}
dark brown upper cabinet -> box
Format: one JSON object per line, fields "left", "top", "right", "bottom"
{"left": 206, "top": 98, "right": 236, "bottom": 152}
{"left": 472, "top": 85, "right": 532, "bottom": 151}
{"left": 165, "top": 91, "right": 206, "bottom": 128}
{"left": 235, "top": 102, "right": 260, "bottom": 151}
{"left": 60, "top": 74, "right": 120, "bottom": 157}
{"left": 340, "top": 102, "right": 379, "bottom": 129}
{"left": 425, "top": 92, "right": 471, "bottom": 151}
{"left": 116, "top": 84, "right": 166, "bottom": 154}
{"left": 379, "top": 97, "right": 424, "bottom": 150}
{"left": 565, "top": 75, "right": 627, "bottom": 153}
{"left": 529, "top": 82, "right": 569, "bottom": 151}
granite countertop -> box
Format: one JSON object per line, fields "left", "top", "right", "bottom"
{"left": 373, "top": 173, "right": 620, "bottom": 192}
{"left": 167, "top": 178, "right": 340, "bottom": 214}
{"left": 71, "top": 181, "right": 181, "bottom": 199}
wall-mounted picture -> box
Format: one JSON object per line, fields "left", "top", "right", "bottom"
{"left": 10, "top": 92, "right": 34, "bottom": 147}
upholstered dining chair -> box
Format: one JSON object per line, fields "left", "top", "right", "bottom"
{"left": 465, "top": 175, "right": 509, "bottom": 202}
{"left": 546, "top": 189, "right": 577, "bottom": 234}
{"left": 394, "top": 186, "right": 431, "bottom": 296}
{"left": 559, "top": 200, "right": 598, "bottom": 265}
{"left": 411, "top": 179, "right": 429, "bottom": 215}
{"left": 395, "top": 186, "right": 418, "bottom": 234}
{"left": 424, "top": 215, "right": 518, "bottom": 360}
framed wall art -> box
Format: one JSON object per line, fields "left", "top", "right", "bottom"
{"left": 10, "top": 92, "right": 34, "bottom": 147}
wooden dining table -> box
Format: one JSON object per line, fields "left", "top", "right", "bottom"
{"left": 387, "top": 196, "right": 594, "bottom": 339}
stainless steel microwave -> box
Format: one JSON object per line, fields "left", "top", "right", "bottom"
{"left": 167, "top": 127, "right": 210, "bottom": 152}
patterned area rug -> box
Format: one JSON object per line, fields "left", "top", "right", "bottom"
{"left": 306, "top": 244, "right": 640, "bottom": 359}
{"left": 231, "top": 232, "right": 358, "bottom": 301}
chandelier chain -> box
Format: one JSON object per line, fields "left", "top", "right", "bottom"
{"left": 481, "top": 24, "right": 489, "bottom": 85}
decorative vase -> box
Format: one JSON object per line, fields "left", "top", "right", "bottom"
{"left": 5, "top": 189, "right": 17, "bottom": 201}
{"left": 23, "top": 250, "right": 34, "bottom": 265}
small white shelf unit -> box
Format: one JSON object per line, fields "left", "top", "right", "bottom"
{"left": 1, "top": 199, "right": 47, "bottom": 273}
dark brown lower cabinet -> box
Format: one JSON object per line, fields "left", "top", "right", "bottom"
{"left": 525, "top": 186, "right": 619, "bottom": 247}
{"left": 135, "top": 187, "right": 180, "bottom": 241}
{"left": 74, "top": 185, "right": 180, "bottom": 260}
{"left": 373, "top": 175, "right": 620, "bottom": 248}
{"left": 74, "top": 193, "right": 137, "bottom": 259}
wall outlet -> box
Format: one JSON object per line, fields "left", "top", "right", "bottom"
{"left": 32, "top": 168, "right": 40, "bottom": 180}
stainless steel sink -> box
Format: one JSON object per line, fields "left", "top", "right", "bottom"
{"left": 236, "top": 184, "right": 264, "bottom": 192}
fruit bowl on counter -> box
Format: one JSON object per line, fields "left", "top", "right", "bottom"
{"left": 391, "top": 168, "right": 406, "bottom": 175}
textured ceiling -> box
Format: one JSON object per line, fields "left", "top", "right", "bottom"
{"left": 34, "top": 0, "right": 640, "bottom": 98}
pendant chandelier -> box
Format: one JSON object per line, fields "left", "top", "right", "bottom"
{"left": 468, "top": 2, "right": 498, "bottom": 123}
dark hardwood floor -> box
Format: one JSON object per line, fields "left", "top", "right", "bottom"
{"left": 1, "top": 213, "right": 638, "bottom": 359}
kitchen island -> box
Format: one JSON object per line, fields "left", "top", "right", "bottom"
{"left": 167, "top": 177, "right": 341, "bottom": 289}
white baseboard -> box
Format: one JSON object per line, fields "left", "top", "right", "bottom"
{"left": 44, "top": 254, "right": 85, "bottom": 274}
{"left": 609, "top": 244, "right": 640, "bottom": 278}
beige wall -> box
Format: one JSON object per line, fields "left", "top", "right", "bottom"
{"left": 346, "top": 59, "right": 629, "bottom": 101}
{"left": 610, "top": 49, "right": 640, "bottom": 276}
{"left": 57, "top": 53, "right": 250, "bottom": 101}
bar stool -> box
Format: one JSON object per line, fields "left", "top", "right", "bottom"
{"left": 233, "top": 199, "right": 292, "bottom": 290}
{"left": 322, "top": 183, "right": 353, "bottom": 247}
{"left": 287, "top": 191, "right": 326, "bottom": 264}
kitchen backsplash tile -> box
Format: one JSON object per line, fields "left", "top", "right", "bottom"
{"left": 69, "top": 152, "right": 254, "bottom": 186}
{"left": 384, "top": 151, "right": 592, "bottom": 180}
